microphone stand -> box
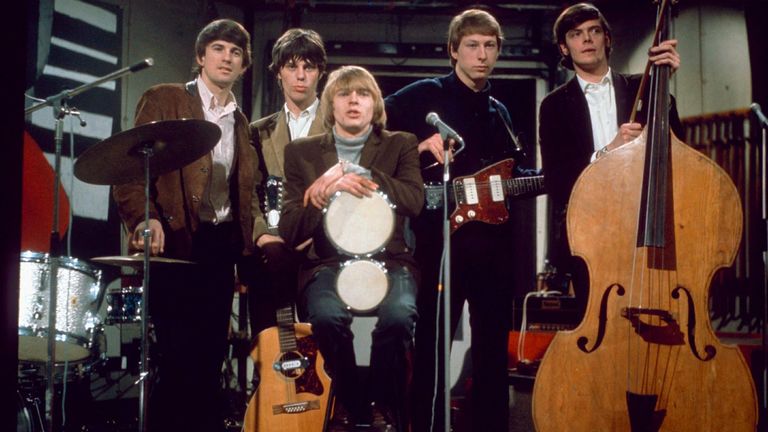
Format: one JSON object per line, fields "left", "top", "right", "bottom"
{"left": 441, "top": 139, "right": 452, "bottom": 432}
{"left": 438, "top": 136, "right": 464, "bottom": 432}
{"left": 759, "top": 120, "right": 767, "bottom": 425}
{"left": 24, "top": 58, "right": 153, "bottom": 432}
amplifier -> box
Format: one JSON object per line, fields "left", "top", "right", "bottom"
{"left": 511, "top": 294, "right": 580, "bottom": 331}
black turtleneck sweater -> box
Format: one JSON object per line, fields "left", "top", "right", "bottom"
{"left": 384, "top": 71, "right": 521, "bottom": 184}
{"left": 385, "top": 71, "right": 528, "bottom": 251}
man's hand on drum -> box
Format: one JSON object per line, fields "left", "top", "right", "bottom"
{"left": 327, "top": 173, "right": 378, "bottom": 201}
{"left": 131, "top": 218, "right": 164, "bottom": 255}
{"left": 304, "top": 162, "right": 344, "bottom": 208}
{"left": 304, "top": 163, "right": 379, "bottom": 209}
{"left": 418, "top": 133, "right": 455, "bottom": 165}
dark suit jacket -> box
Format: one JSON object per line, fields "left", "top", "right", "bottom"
{"left": 112, "top": 81, "right": 260, "bottom": 259}
{"left": 539, "top": 70, "right": 682, "bottom": 280}
{"left": 249, "top": 108, "right": 324, "bottom": 239}
{"left": 278, "top": 129, "right": 424, "bottom": 290}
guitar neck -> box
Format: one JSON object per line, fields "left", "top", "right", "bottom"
{"left": 276, "top": 306, "right": 297, "bottom": 352}
{"left": 502, "top": 175, "right": 545, "bottom": 197}
{"left": 426, "top": 175, "right": 544, "bottom": 205}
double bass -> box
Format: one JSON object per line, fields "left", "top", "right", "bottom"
{"left": 532, "top": 1, "right": 758, "bottom": 430}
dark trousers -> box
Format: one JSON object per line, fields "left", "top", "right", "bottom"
{"left": 148, "top": 222, "right": 238, "bottom": 431}
{"left": 411, "top": 223, "right": 515, "bottom": 432}
{"left": 302, "top": 265, "right": 418, "bottom": 418}
{"left": 245, "top": 241, "right": 301, "bottom": 338}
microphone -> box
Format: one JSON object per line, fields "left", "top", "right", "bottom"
{"left": 130, "top": 58, "right": 154, "bottom": 73}
{"left": 751, "top": 103, "right": 768, "bottom": 129}
{"left": 426, "top": 112, "right": 464, "bottom": 146}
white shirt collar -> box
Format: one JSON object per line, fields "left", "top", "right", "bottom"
{"left": 196, "top": 76, "right": 238, "bottom": 112}
{"left": 577, "top": 68, "right": 613, "bottom": 93}
{"left": 283, "top": 98, "right": 319, "bottom": 120}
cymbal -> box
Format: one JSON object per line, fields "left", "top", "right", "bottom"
{"left": 73, "top": 119, "right": 221, "bottom": 185}
{"left": 91, "top": 254, "right": 195, "bottom": 267}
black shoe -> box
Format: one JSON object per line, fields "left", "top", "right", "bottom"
{"left": 370, "top": 402, "right": 397, "bottom": 432}
{"left": 329, "top": 401, "right": 354, "bottom": 431}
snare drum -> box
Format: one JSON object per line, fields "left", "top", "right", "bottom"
{"left": 323, "top": 191, "right": 395, "bottom": 257}
{"left": 105, "top": 286, "right": 143, "bottom": 325}
{"left": 336, "top": 259, "right": 389, "bottom": 313}
{"left": 18, "top": 251, "right": 102, "bottom": 363}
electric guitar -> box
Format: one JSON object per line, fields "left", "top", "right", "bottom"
{"left": 263, "top": 175, "right": 284, "bottom": 233}
{"left": 243, "top": 306, "right": 331, "bottom": 432}
{"left": 424, "top": 158, "right": 545, "bottom": 234}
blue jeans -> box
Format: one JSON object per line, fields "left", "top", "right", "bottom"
{"left": 302, "top": 264, "right": 418, "bottom": 414}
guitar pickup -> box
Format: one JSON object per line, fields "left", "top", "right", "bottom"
{"left": 489, "top": 174, "right": 504, "bottom": 202}
{"left": 272, "top": 400, "right": 320, "bottom": 415}
{"left": 274, "top": 357, "right": 308, "bottom": 373}
{"left": 461, "top": 177, "right": 478, "bottom": 205}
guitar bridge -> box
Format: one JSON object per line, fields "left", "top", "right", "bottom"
{"left": 272, "top": 399, "right": 320, "bottom": 415}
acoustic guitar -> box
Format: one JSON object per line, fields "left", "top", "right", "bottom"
{"left": 243, "top": 306, "right": 331, "bottom": 432}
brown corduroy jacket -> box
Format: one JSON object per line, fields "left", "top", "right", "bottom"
{"left": 112, "top": 81, "right": 261, "bottom": 259}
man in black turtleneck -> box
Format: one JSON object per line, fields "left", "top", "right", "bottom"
{"left": 385, "top": 9, "right": 533, "bottom": 432}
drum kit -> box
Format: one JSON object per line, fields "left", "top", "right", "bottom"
{"left": 16, "top": 116, "right": 219, "bottom": 431}
{"left": 323, "top": 190, "right": 396, "bottom": 313}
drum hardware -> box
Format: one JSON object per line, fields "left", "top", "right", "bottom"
{"left": 74, "top": 118, "right": 219, "bottom": 432}
{"left": 17, "top": 390, "right": 44, "bottom": 432}
{"left": 322, "top": 191, "right": 395, "bottom": 312}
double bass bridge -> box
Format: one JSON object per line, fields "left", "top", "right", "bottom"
{"left": 620, "top": 307, "right": 684, "bottom": 346}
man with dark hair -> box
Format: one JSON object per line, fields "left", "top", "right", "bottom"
{"left": 539, "top": 2, "right": 682, "bottom": 315}
{"left": 248, "top": 27, "right": 327, "bottom": 338}
{"left": 279, "top": 65, "right": 423, "bottom": 431}
{"left": 385, "top": 8, "right": 534, "bottom": 432}
{"left": 112, "top": 18, "right": 259, "bottom": 431}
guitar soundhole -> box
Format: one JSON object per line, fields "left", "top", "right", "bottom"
{"left": 278, "top": 351, "right": 306, "bottom": 379}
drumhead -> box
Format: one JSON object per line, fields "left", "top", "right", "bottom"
{"left": 336, "top": 259, "right": 389, "bottom": 313}
{"left": 323, "top": 191, "right": 395, "bottom": 256}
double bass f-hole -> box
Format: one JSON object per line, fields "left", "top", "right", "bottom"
{"left": 577, "top": 282, "right": 717, "bottom": 362}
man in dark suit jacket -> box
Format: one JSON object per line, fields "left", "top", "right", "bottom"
{"left": 279, "top": 65, "right": 423, "bottom": 430}
{"left": 539, "top": 3, "right": 682, "bottom": 314}
{"left": 247, "top": 28, "right": 327, "bottom": 338}
{"left": 112, "top": 19, "right": 259, "bottom": 431}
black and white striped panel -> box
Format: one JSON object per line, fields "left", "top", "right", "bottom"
{"left": 26, "top": 0, "right": 123, "bottom": 259}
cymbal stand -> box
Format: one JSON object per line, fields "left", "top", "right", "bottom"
{"left": 24, "top": 58, "right": 153, "bottom": 432}
{"left": 137, "top": 142, "right": 153, "bottom": 432}
{"left": 24, "top": 94, "right": 85, "bottom": 432}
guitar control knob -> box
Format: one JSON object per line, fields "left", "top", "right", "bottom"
{"left": 455, "top": 215, "right": 464, "bottom": 224}
{"left": 467, "top": 210, "right": 476, "bottom": 219}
